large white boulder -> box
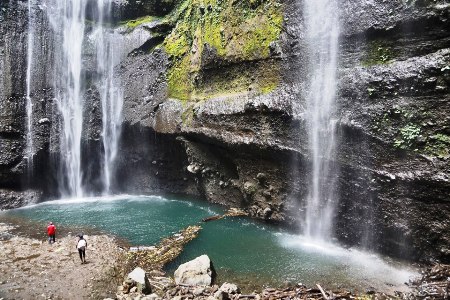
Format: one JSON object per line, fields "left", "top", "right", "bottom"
{"left": 128, "top": 267, "right": 146, "bottom": 284}
{"left": 174, "top": 255, "right": 215, "bottom": 286}
{"left": 126, "top": 267, "right": 151, "bottom": 294}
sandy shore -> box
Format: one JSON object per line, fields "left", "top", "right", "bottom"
{"left": 0, "top": 223, "right": 121, "bottom": 300}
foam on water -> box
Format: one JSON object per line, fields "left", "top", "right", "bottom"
{"left": 279, "top": 234, "right": 416, "bottom": 288}
{"left": 16, "top": 195, "right": 167, "bottom": 208}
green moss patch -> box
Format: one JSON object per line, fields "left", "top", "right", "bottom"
{"left": 166, "top": 55, "right": 193, "bottom": 100}
{"left": 192, "top": 60, "right": 279, "bottom": 100}
{"left": 362, "top": 40, "right": 397, "bottom": 66}
{"left": 162, "top": 0, "right": 284, "bottom": 101}
{"left": 121, "top": 16, "right": 159, "bottom": 30}
{"left": 424, "top": 133, "right": 450, "bottom": 158}
{"left": 372, "top": 107, "right": 449, "bottom": 158}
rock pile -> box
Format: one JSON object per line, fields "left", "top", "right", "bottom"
{"left": 409, "top": 264, "right": 450, "bottom": 299}
{"left": 202, "top": 208, "right": 248, "bottom": 222}
{"left": 114, "top": 254, "right": 361, "bottom": 300}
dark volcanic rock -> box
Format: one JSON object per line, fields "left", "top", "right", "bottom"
{"left": 0, "top": 189, "right": 41, "bottom": 210}
{"left": 109, "top": 0, "right": 179, "bottom": 21}
{"left": 114, "top": 123, "right": 198, "bottom": 197}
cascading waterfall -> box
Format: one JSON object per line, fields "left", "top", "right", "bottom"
{"left": 302, "top": 0, "right": 340, "bottom": 241}
{"left": 43, "top": 0, "right": 122, "bottom": 197}
{"left": 47, "top": 0, "right": 87, "bottom": 198}
{"left": 92, "top": 0, "right": 123, "bottom": 194}
{"left": 25, "top": 0, "right": 35, "bottom": 172}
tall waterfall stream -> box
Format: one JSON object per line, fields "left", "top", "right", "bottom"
{"left": 303, "top": 0, "right": 340, "bottom": 241}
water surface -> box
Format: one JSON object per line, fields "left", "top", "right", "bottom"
{"left": 0, "top": 195, "right": 416, "bottom": 293}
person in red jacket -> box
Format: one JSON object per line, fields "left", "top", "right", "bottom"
{"left": 47, "top": 222, "right": 56, "bottom": 244}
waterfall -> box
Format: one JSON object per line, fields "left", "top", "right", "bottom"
{"left": 92, "top": 0, "right": 123, "bottom": 194}
{"left": 46, "top": 0, "right": 88, "bottom": 198}
{"left": 43, "top": 0, "right": 122, "bottom": 197}
{"left": 25, "top": 0, "right": 34, "bottom": 172}
{"left": 302, "top": 0, "right": 340, "bottom": 240}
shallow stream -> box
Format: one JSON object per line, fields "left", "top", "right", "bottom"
{"left": 0, "top": 195, "right": 417, "bottom": 293}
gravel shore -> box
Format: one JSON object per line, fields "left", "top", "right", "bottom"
{"left": 0, "top": 223, "right": 121, "bottom": 299}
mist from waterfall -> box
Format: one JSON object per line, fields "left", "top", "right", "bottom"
{"left": 302, "top": 0, "right": 340, "bottom": 241}
{"left": 44, "top": 0, "right": 122, "bottom": 197}
{"left": 25, "top": 0, "right": 35, "bottom": 173}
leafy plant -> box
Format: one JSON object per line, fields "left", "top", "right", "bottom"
{"left": 394, "top": 124, "right": 421, "bottom": 149}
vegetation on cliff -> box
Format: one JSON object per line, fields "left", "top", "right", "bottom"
{"left": 362, "top": 40, "right": 397, "bottom": 66}
{"left": 372, "top": 105, "right": 450, "bottom": 159}
{"left": 121, "top": 15, "right": 160, "bottom": 29}
{"left": 161, "top": 0, "right": 284, "bottom": 101}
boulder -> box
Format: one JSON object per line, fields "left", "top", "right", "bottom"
{"left": 128, "top": 267, "right": 147, "bottom": 285}
{"left": 187, "top": 164, "right": 201, "bottom": 174}
{"left": 174, "top": 255, "right": 216, "bottom": 286}
{"left": 126, "top": 267, "right": 151, "bottom": 294}
{"left": 217, "top": 283, "right": 240, "bottom": 294}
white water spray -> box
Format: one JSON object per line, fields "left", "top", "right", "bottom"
{"left": 303, "top": 0, "right": 340, "bottom": 240}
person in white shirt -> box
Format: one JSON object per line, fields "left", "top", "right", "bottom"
{"left": 76, "top": 235, "right": 87, "bottom": 264}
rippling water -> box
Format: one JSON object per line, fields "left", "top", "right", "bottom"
{"left": 0, "top": 195, "right": 416, "bottom": 292}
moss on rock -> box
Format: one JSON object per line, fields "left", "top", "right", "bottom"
{"left": 424, "top": 133, "right": 450, "bottom": 158}
{"left": 121, "top": 16, "right": 159, "bottom": 29}
{"left": 362, "top": 40, "right": 397, "bottom": 66}
{"left": 372, "top": 107, "right": 450, "bottom": 158}
{"left": 162, "top": 0, "right": 284, "bottom": 101}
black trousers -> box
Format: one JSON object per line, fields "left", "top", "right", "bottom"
{"left": 78, "top": 248, "right": 86, "bottom": 261}
{"left": 48, "top": 234, "right": 55, "bottom": 243}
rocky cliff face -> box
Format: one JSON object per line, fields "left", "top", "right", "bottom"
{"left": 0, "top": 0, "right": 49, "bottom": 208}
{"left": 0, "top": 0, "right": 449, "bottom": 262}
